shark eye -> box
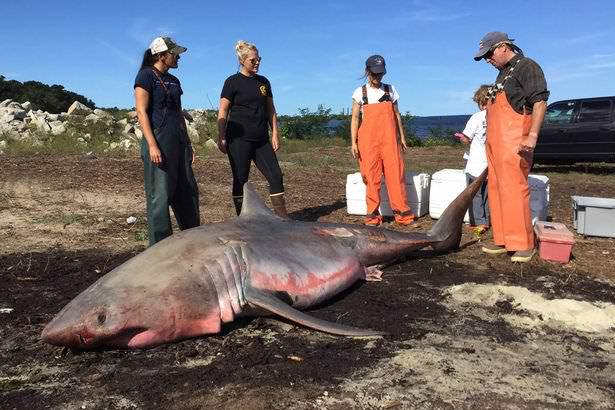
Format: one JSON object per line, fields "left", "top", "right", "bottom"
{"left": 97, "top": 313, "right": 106, "bottom": 325}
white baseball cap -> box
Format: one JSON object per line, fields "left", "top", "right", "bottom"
{"left": 149, "top": 36, "right": 187, "bottom": 55}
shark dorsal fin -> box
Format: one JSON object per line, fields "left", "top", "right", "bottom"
{"left": 239, "top": 183, "right": 278, "bottom": 219}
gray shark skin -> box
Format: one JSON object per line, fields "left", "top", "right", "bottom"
{"left": 41, "top": 170, "right": 486, "bottom": 349}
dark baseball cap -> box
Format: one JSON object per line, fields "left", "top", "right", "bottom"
{"left": 366, "top": 55, "right": 386, "bottom": 74}
{"left": 474, "top": 32, "right": 514, "bottom": 61}
{"left": 149, "top": 36, "right": 187, "bottom": 55}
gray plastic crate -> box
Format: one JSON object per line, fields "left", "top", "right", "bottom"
{"left": 571, "top": 196, "right": 615, "bottom": 238}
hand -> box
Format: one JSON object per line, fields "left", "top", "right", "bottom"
{"left": 149, "top": 145, "right": 162, "bottom": 165}
{"left": 351, "top": 143, "right": 360, "bottom": 159}
{"left": 454, "top": 132, "right": 470, "bottom": 144}
{"left": 400, "top": 138, "right": 408, "bottom": 152}
{"left": 217, "top": 138, "right": 227, "bottom": 154}
{"left": 517, "top": 132, "right": 538, "bottom": 154}
{"left": 272, "top": 135, "right": 280, "bottom": 152}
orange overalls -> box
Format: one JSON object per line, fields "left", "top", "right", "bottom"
{"left": 357, "top": 85, "right": 414, "bottom": 225}
{"left": 486, "top": 91, "right": 534, "bottom": 251}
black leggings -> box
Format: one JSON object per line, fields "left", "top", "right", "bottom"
{"left": 227, "top": 138, "right": 284, "bottom": 197}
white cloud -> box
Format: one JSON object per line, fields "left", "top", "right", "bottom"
{"left": 96, "top": 40, "right": 139, "bottom": 66}
{"left": 279, "top": 84, "right": 297, "bottom": 93}
{"left": 564, "top": 32, "right": 609, "bottom": 45}
{"left": 547, "top": 53, "right": 615, "bottom": 83}
{"left": 126, "top": 18, "right": 177, "bottom": 46}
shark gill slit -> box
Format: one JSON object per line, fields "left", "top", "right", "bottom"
{"left": 224, "top": 245, "right": 246, "bottom": 307}
{"left": 205, "top": 264, "right": 235, "bottom": 323}
{"left": 218, "top": 250, "right": 242, "bottom": 315}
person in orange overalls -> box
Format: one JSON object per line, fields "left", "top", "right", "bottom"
{"left": 474, "top": 32, "right": 549, "bottom": 263}
{"left": 350, "top": 55, "right": 414, "bottom": 226}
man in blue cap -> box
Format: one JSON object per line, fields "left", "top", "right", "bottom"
{"left": 474, "top": 32, "right": 549, "bottom": 263}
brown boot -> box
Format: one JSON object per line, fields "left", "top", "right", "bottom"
{"left": 233, "top": 196, "right": 243, "bottom": 216}
{"left": 270, "top": 193, "right": 289, "bottom": 219}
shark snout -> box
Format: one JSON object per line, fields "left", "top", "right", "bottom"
{"left": 41, "top": 321, "right": 89, "bottom": 348}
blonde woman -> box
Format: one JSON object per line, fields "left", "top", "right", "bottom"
{"left": 217, "top": 40, "right": 287, "bottom": 217}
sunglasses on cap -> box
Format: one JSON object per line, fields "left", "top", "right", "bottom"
{"left": 483, "top": 41, "right": 508, "bottom": 60}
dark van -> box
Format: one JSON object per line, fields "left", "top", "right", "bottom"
{"left": 534, "top": 96, "right": 615, "bottom": 164}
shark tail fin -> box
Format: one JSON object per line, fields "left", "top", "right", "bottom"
{"left": 427, "top": 169, "right": 487, "bottom": 251}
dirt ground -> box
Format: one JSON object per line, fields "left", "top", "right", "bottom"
{"left": 1, "top": 145, "right": 615, "bottom": 409}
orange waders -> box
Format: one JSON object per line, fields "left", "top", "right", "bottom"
{"left": 486, "top": 92, "right": 534, "bottom": 251}
{"left": 358, "top": 93, "right": 414, "bottom": 226}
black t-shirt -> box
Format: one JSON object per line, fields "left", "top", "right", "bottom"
{"left": 496, "top": 54, "right": 549, "bottom": 114}
{"left": 221, "top": 73, "right": 273, "bottom": 141}
{"left": 134, "top": 67, "right": 184, "bottom": 130}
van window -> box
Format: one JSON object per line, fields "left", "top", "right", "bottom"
{"left": 578, "top": 100, "right": 612, "bottom": 123}
{"left": 544, "top": 101, "right": 574, "bottom": 125}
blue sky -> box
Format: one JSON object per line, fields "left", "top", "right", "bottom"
{"left": 2, "top": 0, "right": 614, "bottom": 116}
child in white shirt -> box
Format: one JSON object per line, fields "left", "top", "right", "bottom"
{"left": 455, "top": 85, "right": 490, "bottom": 230}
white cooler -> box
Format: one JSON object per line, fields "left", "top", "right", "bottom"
{"left": 428, "top": 168, "right": 550, "bottom": 223}
{"left": 429, "top": 169, "right": 470, "bottom": 222}
{"left": 346, "top": 172, "right": 431, "bottom": 217}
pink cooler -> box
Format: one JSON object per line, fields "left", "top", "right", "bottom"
{"left": 534, "top": 222, "right": 575, "bottom": 263}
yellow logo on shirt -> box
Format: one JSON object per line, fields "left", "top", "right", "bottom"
{"left": 259, "top": 85, "right": 267, "bottom": 96}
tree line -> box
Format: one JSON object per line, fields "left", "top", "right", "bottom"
{"left": 0, "top": 75, "right": 95, "bottom": 113}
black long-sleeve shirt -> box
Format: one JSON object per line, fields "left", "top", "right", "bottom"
{"left": 496, "top": 53, "right": 549, "bottom": 114}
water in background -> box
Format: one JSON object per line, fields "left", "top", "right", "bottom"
{"left": 410, "top": 115, "right": 471, "bottom": 139}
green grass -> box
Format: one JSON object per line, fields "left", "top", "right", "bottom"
{"left": 31, "top": 213, "right": 86, "bottom": 225}
{"left": 278, "top": 137, "right": 347, "bottom": 154}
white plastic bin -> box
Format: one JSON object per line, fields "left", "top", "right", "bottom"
{"left": 528, "top": 174, "right": 550, "bottom": 222}
{"left": 571, "top": 196, "right": 615, "bottom": 237}
{"left": 428, "top": 169, "right": 550, "bottom": 223}
{"left": 346, "top": 172, "right": 431, "bottom": 217}
{"left": 429, "top": 169, "right": 470, "bottom": 222}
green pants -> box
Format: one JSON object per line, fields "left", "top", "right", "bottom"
{"left": 142, "top": 140, "right": 200, "bottom": 246}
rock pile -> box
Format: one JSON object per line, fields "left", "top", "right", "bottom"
{"left": 0, "top": 99, "right": 214, "bottom": 154}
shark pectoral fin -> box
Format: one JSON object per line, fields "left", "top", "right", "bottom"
{"left": 244, "top": 287, "right": 386, "bottom": 337}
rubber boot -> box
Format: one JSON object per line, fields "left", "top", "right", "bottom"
{"left": 233, "top": 196, "right": 243, "bottom": 216}
{"left": 270, "top": 193, "right": 289, "bottom": 219}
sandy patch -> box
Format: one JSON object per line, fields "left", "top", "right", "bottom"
{"left": 446, "top": 283, "right": 615, "bottom": 333}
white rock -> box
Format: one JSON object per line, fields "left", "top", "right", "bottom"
{"left": 119, "top": 139, "right": 132, "bottom": 150}
{"left": 117, "top": 118, "right": 128, "bottom": 126}
{"left": 83, "top": 133, "right": 92, "bottom": 141}
{"left": 67, "top": 101, "right": 92, "bottom": 116}
{"left": 127, "top": 111, "right": 138, "bottom": 119}
{"left": 134, "top": 128, "right": 143, "bottom": 139}
{"left": 205, "top": 138, "right": 218, "bottom": 150}
{"left": 49, "top": 121, "right": 66, "bottom": 135}
{"left": 21, "top": 101, "right": 32, "bottom": 111}
{"left": 109, "top": 142, "right": 119, "bottom": 150}
{"left": 123, "top": 124, "right": 134, "bottom": 135}
{"left": 93, "top": 108, "right": 112, "bottom": 117}
{"left": 126, "top": 216, "right": 137, "bottom": 224}
{"left": 0, "top": 140, "right": 7, "bottom": 149}
{"left": 9, "top": 120, "right": 27, "bottom": 132}
{"left": 36, "top": 119, "right": 51, "bottom": 133}
{"left": 0, "top": 99, "right": 12, "bottom": 107}
{"left": 85, "top": 113, "right": 99, "bottom": 123}
{"left": 47, "top": 113, "right": 59, "bottom": 121}
{"left": 0, "top": 113, "right": 15, "bottom": 124}
{"left": 186, "top": 123, "right": 200, "bottom": 143}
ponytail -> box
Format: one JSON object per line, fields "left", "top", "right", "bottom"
{"left": 140, "top": 49, "right": 154, "bottom": 69}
